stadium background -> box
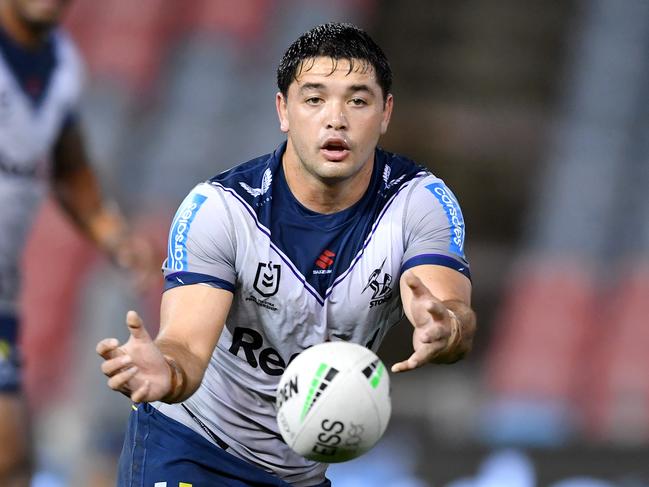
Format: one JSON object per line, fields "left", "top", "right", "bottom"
{"left": 19, "top": 0, "right": 649, "bottom": 485}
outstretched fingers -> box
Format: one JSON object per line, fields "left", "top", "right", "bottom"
{"left": 107, "top": 365, "right": 139, "bottom": 391}
{"left": 101, "top": 354, "right": 133, "bottom": 376}
{"left": 96, "top": 338, "right": 121, "bottom": 360}
{"left": 391, "top": 353, "right": 421, "bottom": 373}
{"left": 126, "top": 310, "right": 150, "bottom": 341}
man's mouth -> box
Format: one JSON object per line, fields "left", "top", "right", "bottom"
{"left": 320, "top": 139, "right": 350, "bottom": 161}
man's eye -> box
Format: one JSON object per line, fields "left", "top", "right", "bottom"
{"left": 306, "top": 97, "right": 323, "bottom": 105}
{"left": 349, "top": 98, "right": 367, "bottom": 106}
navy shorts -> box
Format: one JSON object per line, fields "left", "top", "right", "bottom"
{"left": 118, "top": 402, "right": 332, "bottom": 487}
{"left": 0, "top": 313, "right": 21, "bottom": 393}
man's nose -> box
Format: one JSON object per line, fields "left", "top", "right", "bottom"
{"left": 325, "top": 104, "right": 348, "bottom": 130}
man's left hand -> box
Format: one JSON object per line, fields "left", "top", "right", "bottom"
{"left": 391, "top": 272, "right": 462, "bottom": 373}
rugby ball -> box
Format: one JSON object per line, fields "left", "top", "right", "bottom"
{"left": 275, "top": 341, "right": 391, "bottom": 463}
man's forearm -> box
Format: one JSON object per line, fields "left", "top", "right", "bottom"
{"left": 156, "top": 338, "right": 207, "bottom": 403}
{"left": 53, "top": 123, "right": 132, "bottom": 259}
{"left": 437, "top": 299, "right": 476, "bottom": 364}
{"left": 53, "top": 166, "right": 128, "bottom": 253}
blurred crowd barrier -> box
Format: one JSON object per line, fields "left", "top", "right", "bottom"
{"left": 18, "top": 0, "right": 649, "bottom": 486}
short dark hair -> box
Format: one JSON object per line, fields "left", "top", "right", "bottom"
{"left": 277, "top": 22, "right": 392, "bottom": 101}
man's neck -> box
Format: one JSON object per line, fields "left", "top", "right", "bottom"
{"left": 0, "top": 2, "right": 47, "bottom": 48}
{"left": 282, "top": 142, "right": 374, "bottom": 215}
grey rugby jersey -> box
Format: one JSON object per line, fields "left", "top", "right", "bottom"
{"left": 154, "top": 143, "right": 470, "bottom": 486}
{"left": 0, "top": 28, "right": 82, "bottom": 313}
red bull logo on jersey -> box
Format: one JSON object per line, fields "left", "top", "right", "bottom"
{"left": 426, "top": 182, "right": 465, "bottom": 257}
{"left": 167, "top": 193, "right": 207, "bottom": 271}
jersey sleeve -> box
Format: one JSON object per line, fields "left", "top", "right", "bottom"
{"left": 163, "top": 182, "right": 237, "bottom": 292}
{"left": 401, "top": 176, "right": 471, "bottom": 280}
{"left": 56, "top": 29, "right": 85, "bottom": 126}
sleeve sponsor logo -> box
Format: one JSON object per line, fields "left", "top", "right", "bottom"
{"left": 167, "top": 193, "right": 207, "bottom": 271}
{"left": 425, "top": 182, "right": 466, "bottom": 257}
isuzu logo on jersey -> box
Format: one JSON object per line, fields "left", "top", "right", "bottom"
{"left": 362, "top": 258, "right": 393, "bottom": 308}
{"left": 253, "top": 261, "right": 281, "bottom": 297}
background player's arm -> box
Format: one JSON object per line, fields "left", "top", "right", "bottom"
{"left": 97, "top": 284, "right": 233, "bottom": 403}
{"left": 51, "top": 122, "right": 157, "bottom": 280}
{"left": 51, "top": 122, "right": 129, "bottom": 258}
{"left": 392, "top": 265, "right": 476, "bottom": 372}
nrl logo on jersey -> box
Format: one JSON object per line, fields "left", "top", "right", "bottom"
{"left": 246, "top": 261, "right": 281, "bottom": 311}
{"left": 240, "top": 168, "right": 272, "bottom": 197}
{"left": 362, "top": 258, "right": 393, "bottom": 308}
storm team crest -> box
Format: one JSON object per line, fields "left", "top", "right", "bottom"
{"left": 253, "top": 261, "right": 281, "bottom": 297}
{"left": 363, "top": 258, "right": 393, "bottom": 308}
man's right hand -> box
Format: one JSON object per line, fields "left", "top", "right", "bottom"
{"left": 97, "top": 310, "right": 171, "bottom": 403}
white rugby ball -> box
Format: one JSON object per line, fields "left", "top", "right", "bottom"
{"left": 275, "top": 341, "right": 391, "bottom": 463}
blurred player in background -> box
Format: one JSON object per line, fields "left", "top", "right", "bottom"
{"left": 0, "top": 0, "right": 158, "bottom": 485}
{"left": 98, "top": 22, "right": 476, "bottom": 486}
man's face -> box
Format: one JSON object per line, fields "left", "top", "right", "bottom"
{"left": 9, "top": 0, "right": 70, "bottom": 30}
{"left": 276, "top": 56, "right": 393, "bottom": 184}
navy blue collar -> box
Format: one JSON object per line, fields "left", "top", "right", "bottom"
{"left": 0, "top": 23, "right": 57, "bottom": 108}
{"left": 273, "top": 142, "right": 383, "bottom": 223}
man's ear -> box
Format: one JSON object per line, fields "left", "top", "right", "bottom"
{"left": 380, "top": 93, "right": 394, "bottom": 135}
{"left": 276, "top": 92, "right": 289, "bottom": 133}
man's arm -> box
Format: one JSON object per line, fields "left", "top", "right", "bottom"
{"left": 51, "top": 122, "right": 157, "bottom": 281}
{"left": 51, "top": 122, "right": 127, "bottom": 256}
{"left": 392, "top": 265, "right": 476, "bottom": 373}
{"left": 97, "top": 284, "right": 233, "bottom": 403}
